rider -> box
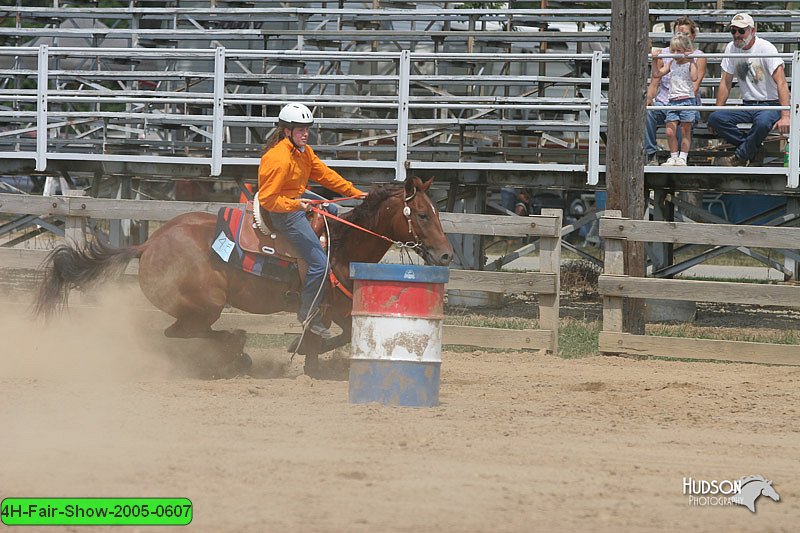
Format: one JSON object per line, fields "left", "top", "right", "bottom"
{"left": 258, "top": 103, "right": 366, "bottom": 339}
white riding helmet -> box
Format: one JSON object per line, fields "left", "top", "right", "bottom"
{"left": 278, "top": 103, "right": 314, "bottom": 128}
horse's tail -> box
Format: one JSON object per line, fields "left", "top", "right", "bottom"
{"left": 34, "top": 239, "right": 143, "bottom": 319}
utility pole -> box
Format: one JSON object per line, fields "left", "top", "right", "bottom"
{"left": 607, "top": 0, "right": 648, "bottom": 334}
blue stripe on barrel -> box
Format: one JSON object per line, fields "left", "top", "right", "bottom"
{"left": 349, "top": 263, "right": 449, "bottom": 407}
{"left": 349, "top": 360, "right": 441, "bottom": 407}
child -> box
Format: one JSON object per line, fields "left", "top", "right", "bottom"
{"left": 654, "top": 35, "right": 699, "bottom": 166}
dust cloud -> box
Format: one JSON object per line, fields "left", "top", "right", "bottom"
{"left": 0, "top": 280, "right": 192, "bottom": 498}
{"left": 0, "top": 282, "right": 173, "bottom": 381}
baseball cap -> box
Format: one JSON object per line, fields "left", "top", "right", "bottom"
{"left": 730, "top": 13, "right": 754, "bottom": 29}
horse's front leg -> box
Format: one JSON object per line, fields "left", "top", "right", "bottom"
{"left": 289, "top": 311, "right": 351, "bottom": 377}
{"left": 321, "top": 313, "right": 352, "bottom": 353}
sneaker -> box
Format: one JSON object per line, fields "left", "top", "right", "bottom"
{"left": 297, "top": 311, "right": 335, "bottom": 339}
{"left": 674, "top": 157, "right": 687, "bottom": 166}
{"left": 661, "top": 156, "right": 679, "bottom": 166}
{"left": 645, "top": 155, "right": 660, "bottom": 166}
{"left": 308, "top": 322, "right": 335, "bottom": 340}
{"left": 715, "top": 155, "right": 749, "bottom": 167}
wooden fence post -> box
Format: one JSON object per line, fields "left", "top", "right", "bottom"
{"left": 539, "top": 208, "right": 562, "bottom": 355}
{"left": 601, "top": 210, "right": 624, "bottom": 337}
{"left": 607, "top": 0, "right": 648, "bottom": 334}
{"left": 64, "top": 189, "right": 86, "bottom": 249}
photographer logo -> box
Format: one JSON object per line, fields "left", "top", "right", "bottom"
{"left": 683, "top": 475, "right": 780, "bottom": 512}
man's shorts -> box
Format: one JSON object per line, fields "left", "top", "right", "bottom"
{"left": 665, "top": 99, "right": 696, "bottom": 123}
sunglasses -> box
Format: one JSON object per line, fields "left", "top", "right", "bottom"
{"left": 730, "top": 27, "right": 749, "bottom": 35}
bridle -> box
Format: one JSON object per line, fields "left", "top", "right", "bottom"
{"left": 401, "top": 189, "right": 422, "bottom": 250}
{"left": 397, "top": 188, "right": 427, "bottom": 263}
{"left": 307, "top": 189, "right": 428, "bottom": 303}
{"left": 308, "top": 189, "right": 424, "bottom": 252}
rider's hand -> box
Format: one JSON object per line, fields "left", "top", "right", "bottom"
{"left": 298, "top": 200, "right": 311, "bottom": 211}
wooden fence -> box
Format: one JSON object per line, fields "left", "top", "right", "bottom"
{"left": 0, "top": 192, "right": 561, "bottom": 355}
{"left": 598, "top": 209, "right": 800, "bottom": 365}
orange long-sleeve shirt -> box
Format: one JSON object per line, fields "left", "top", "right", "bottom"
{"left": 257, "top": 138, "right": 364, "bottom": 212}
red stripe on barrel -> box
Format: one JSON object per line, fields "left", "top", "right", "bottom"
{"left": 352, "top": 280, "right": 444, "bottom": 319}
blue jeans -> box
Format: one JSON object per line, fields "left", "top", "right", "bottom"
{"left": 268, "top": 206, "right": 329, "bottom": 322}
{"left": 707, "top": 101, "right": 780, "bottom": 161}
{"left": 645, "top": 104, "right": 669, "bottom": 157}
{"left": 500, "top": 187, "right": 518, "bottom": 212}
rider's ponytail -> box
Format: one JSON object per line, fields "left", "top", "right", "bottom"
{"left": 262, "top": 128, "right": 286, "bottom": 153}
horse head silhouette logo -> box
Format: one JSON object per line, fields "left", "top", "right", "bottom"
{"left": 731, "top": 475, "right": 780, "bottom": 513}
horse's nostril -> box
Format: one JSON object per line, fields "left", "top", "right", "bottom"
{"left": 441, "top": 253, "right": 451, "bottom": 264}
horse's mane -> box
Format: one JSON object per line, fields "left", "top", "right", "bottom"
{"left": 330, "top": 184, "right": 402, "bottom": 249}
{"left": 739, "top": 475, "right": 767, "bottom": 486}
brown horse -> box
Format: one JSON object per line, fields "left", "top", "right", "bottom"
{"left": 34, "top": 176, "right": 453, "bottom": 376}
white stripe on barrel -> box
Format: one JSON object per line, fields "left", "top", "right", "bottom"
{"left": 349, "top": 263, "right": 449, "bottom": 407}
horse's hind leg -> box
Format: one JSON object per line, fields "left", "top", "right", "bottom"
{"left": 164, "top": 317, "right": 250, "bottom": 375}
{"left": 165, "top": 318, "right": 244, "bottom": 350}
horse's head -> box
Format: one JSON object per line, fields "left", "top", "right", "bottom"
{"left": 397, "top": 176, "right": 454, "bottom": 266}
{"left": 761, "top": 481, "right": 780, "bottom": 502}
{"left": 734, "top": 476, "right": 781, "bottom": 512}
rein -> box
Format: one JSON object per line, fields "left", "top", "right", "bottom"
{"left": 307, "top": 191, "right": 422, "bottom": 250}
{"left": 309, "top": 205, "right": 395, "bottom": 245}
{"left": 307, "top": 189, "right": 425, "bottom": 301}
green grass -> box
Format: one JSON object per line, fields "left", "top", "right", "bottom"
{"left": 241, "top": 318, "right": 797, "bottom": 363}
{"left": 559, "top": 319, "right": 601, "bottom": 358}
{"left": 443, "top": 314, "right": 537, "bottom": 330}
{"left": 245, "top": 333, "right": 297, "bottom": 349}
{"left": 647, "top": 324, "right": 800, "bottom": 345}
{"left": 441, "top": 344, "right": 509, "bottom": 353}
{"left": 679, "top": 275, "right": 779, "bottom": 285}
{"left": 444, "top": 314, "right": 601, "bottom": 358}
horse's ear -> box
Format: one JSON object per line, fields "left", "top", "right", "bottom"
{"left": 404, "top": 176, "right": 416, "bottom": 197}
{"left": 407, "top": 176, "right": 433, "bottom": 194}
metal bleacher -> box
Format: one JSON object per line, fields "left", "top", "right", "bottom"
{"left": 0, "top": 1, "right": 798, "bottom": 276}
{"left": 1, "top": 1, "right": 799, "bottom": 192}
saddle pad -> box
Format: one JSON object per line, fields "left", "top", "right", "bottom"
{"left": 211, "top": 206, "right": 298, "bottom": 283}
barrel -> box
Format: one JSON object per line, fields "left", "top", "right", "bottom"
{"left": 348, "top": 263, "right": 450, "bottom": 407}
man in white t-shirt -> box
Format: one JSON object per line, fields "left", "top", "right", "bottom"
{"left": 708, "top": 13, "right": 790, "bottom": 166}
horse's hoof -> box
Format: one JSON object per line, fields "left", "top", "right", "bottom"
{"left": 287, "top": 334, "right": 323, "bottom": 355}
{"left": 320, "top": 333, "right": 348, "bottom": 353}
{"left": 303, "top": 355, "right": 321, "bottom": 378}
{"left": 233, "top": 352, "right": 253, "bottom": 374}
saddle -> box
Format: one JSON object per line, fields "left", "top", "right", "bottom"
{"left": 238, "top": 200, "right": 327, "bottom": 261}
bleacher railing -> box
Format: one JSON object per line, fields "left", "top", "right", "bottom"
{"left": 0, "top": 46, "right": 797, "bottom": 187}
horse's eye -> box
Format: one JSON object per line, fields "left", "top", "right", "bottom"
{"left": 418, "top": 212, "right": 429, "bottom": 221}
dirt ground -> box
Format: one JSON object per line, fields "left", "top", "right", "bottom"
{"left": 1, "top": 278, "right": 799, "bottom": 532}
